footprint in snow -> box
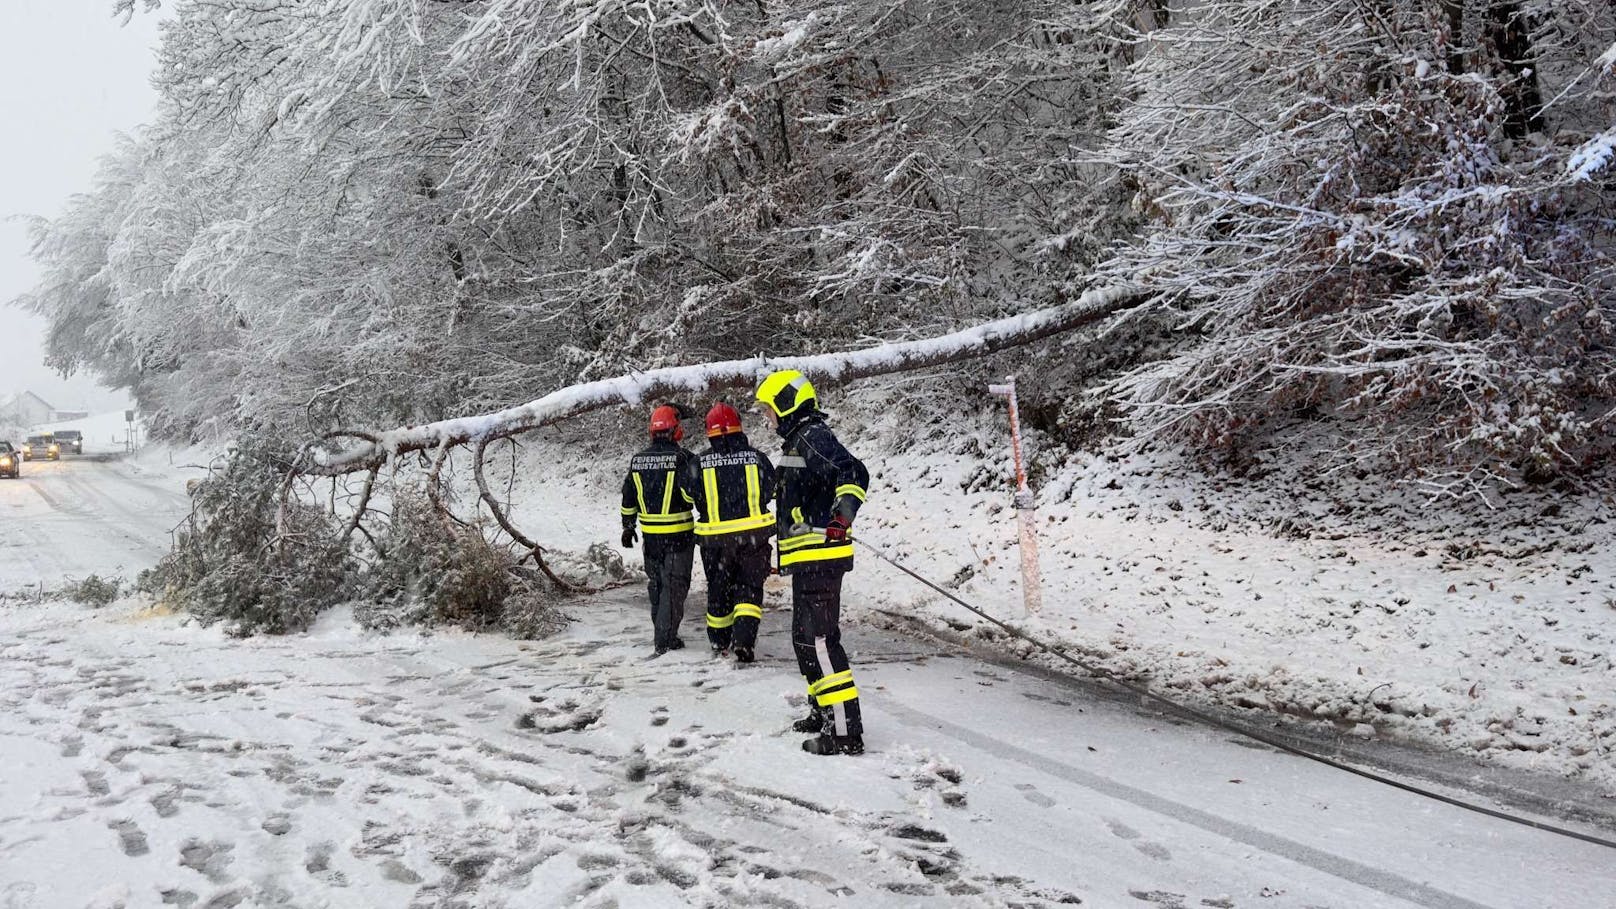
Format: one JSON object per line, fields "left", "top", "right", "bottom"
{"left": 1135, "top": 841, "right": 1173, "bottom": 861}
{"left": 516, "top": 698, "right": 603, "bottom": 734}
{"left": 889, "top": 824, "right": 948, "bottom": 844}
{"left": 178, "top": 838, "right": 235, "bottom": 884}
{"left": 304, "top": 841, "right": 349, "bottom": 886}
{"left": 907, "top": 754, "right": 968, "bottom": 807}
{"left": 576, "top": 852, "right": 621, "bottom": 871}
{"left": 196, "top": 885, "right": 247, "bottom": 909}
{"left": 1106, "top": 818, "right": 1140, "bottom": 840}
{"left": 1015, "top": 783, "right": 1056, "bottom": 808}
{"left": 82, "top": 770, "right": 111, "bottom": 798}
{"left": 261, "top": 814, "right": 292, "bottom": 837}
{"left": 109, "top": 818, "right": 149, "bottom": 857}
{"left": 378, "top": 859, "right": 420, "bottom": 884}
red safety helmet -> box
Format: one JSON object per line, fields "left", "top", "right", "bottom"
{"left": 649, "top": 405, "right": 683, "bottom": 441}
{"left": 705, "top": 402, "right": 743, "bottom": 438}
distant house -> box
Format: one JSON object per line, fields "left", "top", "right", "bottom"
{"left": 0, "top": 392, "right": 54, "bottom": 428}
{"left": 49, "top": 410, "right": 90, "bottom": 422}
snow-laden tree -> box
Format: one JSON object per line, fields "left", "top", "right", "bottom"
{"left": 33, "top": 1, "right": 539, "bottom": 435}
{"left": 26, "top": 0, "right": 1125, "bottom": 441}
{"left": 1096, "top": 1, "right": 1616, "bottom": 486}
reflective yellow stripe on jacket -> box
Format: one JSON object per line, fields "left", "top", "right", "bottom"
{"left": 633, "top": 470, "right": 694, "bottom": 534}
{"left": 778, "top": 527, "right": 853, "bottom": 568}
{"left": 695, "top": 463, "right": 773, "bottom": 537}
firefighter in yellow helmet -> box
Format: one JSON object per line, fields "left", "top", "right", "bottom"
{"left": 755, "top": 370, "right": 870, "bottom": 756}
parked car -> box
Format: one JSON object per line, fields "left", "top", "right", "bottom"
{"left": 23, "top": 434, "right": 59, "bottom": 461}
{"left": 54, "top": 429, "right": 83, "bottom": 454}
{"left": 0, "top": 442, "right": 18, "bottom": 478}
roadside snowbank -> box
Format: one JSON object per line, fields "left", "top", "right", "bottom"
{"left": 853, "top": 412, "right": 1616, "bottom": 794}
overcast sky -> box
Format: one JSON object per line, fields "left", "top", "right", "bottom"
{"left": 0, "top": 0, "right": 164, "bottom": 413}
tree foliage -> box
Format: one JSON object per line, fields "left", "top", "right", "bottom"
{"left": 1095, "top": 1, "right": 1616, "bottom": 484}
{"left": 139, "top": 440, "right": 351, "bottom": 635}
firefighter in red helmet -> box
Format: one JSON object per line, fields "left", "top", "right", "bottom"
{"left": 681, "top": 402, "right": 775, "bottom": 663}
{"left": 755, "top": 370, "right": 870, "bottom": 756}
{"left": 621, "top": 404, "right": 697, "bottom": 656}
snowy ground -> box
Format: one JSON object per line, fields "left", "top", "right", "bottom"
{"left": 2, "top": 574, "right": 1613, "bottom": 906}
{"left": 2, "top": 439, "right": 1615, "bottom": 907}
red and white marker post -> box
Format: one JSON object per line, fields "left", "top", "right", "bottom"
{"left": 987, "top": 377, "right": 1042, "bottom": 616}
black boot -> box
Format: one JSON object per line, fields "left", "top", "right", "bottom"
{"left": 667, "top": 637, "right": 686, "bottom": 651}
{"left": 733, "top": 646, "right": 754, "bottom": 664}
{"left": 802, "top": 733, "right": 864, "bottom": 756}
{"left": 790, "top": 708, "right": 824, "bottom": 734}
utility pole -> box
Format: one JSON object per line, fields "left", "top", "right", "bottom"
{"left": 987, "top": 377, "right": 1042, "bottom": 616}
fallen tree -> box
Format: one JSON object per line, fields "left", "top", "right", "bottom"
{"left": 306, "top": 285, "right": 1143, "bottom": 476}
{"left": 256, "top": 286, "right": 1142, "bottom": 612}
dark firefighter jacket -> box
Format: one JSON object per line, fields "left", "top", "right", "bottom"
{"left": 683, "top": 433, "right": 776, "bottom": 546}
{"left": 774, "top": 412, "right": 869, "bottom": 573}
{"left": 621, "top": 440, "right": 696, "bottom": 544}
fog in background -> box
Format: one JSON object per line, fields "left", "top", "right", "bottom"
{"left": 0, "top": 0, "right": 164, "bottom": 414}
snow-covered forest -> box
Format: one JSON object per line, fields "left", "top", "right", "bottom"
{"left": 20, "top": 0, "right": 1616, "bottom": 485}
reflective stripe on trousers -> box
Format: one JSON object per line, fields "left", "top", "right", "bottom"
{"left": 790, "top": 570, "right": 861, "bottom": 738}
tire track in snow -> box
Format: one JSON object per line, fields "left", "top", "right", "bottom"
{"left": 881, "top": 698, "right": 1491, "bottom": 909}
{"left": 10, "top": 460, "right": 172, "bottom": 569}
{"left": 54, "top": 461, "right": 184, "bottom": 556}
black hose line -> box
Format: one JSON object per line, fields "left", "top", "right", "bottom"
{"left": 860, "top": 538, "right": 1616, "bottom": 852}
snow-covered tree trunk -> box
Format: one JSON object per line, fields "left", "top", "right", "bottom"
{"left": 306, "top": 286, "right": 1141, "bottom": 475}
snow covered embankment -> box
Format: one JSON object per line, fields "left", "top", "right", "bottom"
{"left": 844, "top": 405, "right": 1616, "bottom": 793}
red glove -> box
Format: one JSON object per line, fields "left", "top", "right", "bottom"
{"left": 825, "top": 515, "right": 851, "bottom": 543}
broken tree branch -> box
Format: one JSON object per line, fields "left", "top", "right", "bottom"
{"left": 472, "top": 436, "right": 577, "bottom": 591}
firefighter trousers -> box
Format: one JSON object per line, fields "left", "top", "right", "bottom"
{"left": 791, "top": 569, "right": 863, "bottom": 738}
{"left": 700, "top": 539, "right": 770, "bottom": 651}
{"left": 642, "top": 539, "right": 693, "bottom": 649}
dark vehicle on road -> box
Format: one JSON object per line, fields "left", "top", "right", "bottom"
{"left": 54, "top": 429, "right": 83, "bottom": 454}
{"left": 0, "top": 442, "right": 18, "bottom": 478}
{"left": 23, "top": 434, "right": 59, "bottom": 461}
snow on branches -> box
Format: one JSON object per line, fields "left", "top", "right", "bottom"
{"left": 1096, "top": 1, "right": 1616, "bottom": 482}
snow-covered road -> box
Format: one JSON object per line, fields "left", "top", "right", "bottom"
{"left": 0, "top": 458, "right": 1611, "bottom": 908}
{"left": 0, "top": 454, "right": 190, "bottom": 592}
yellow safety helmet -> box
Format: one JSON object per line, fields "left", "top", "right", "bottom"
{"left": 755, "top": 369, "right": 817, "bottom": 419}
